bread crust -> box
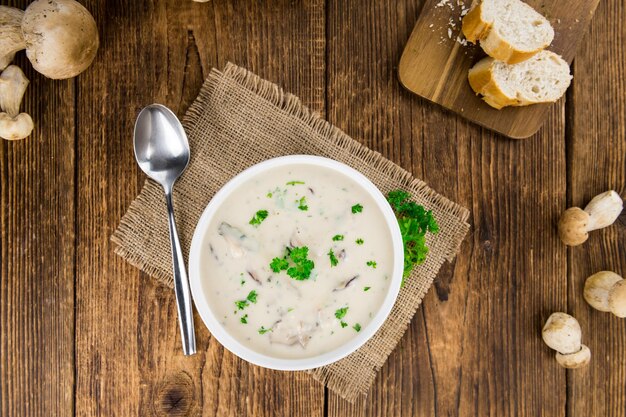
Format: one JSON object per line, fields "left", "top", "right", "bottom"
{"left": 462, "top": 1, "right": 550, "bottom": 64}
{"left": 468, "top": 57, "right": 516, "bottom": 109}
{"left": 468, "top": 54, "right": 568, "bottom": 109}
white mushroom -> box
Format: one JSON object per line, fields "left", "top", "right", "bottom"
{"left": 0, "top": 65, "right": 33, "bottom": 140}
{"left": 542, "top": 312, "right": 582, "bottom": 355}
{"left": 542, "top": 313, "right": 590, "bottom": 369}
{"left": 0, "top": 6, "right": 26, "bottom": 70}
{"left": 558, "top": 191, "right": 624, "bottom": 246}
{"left": 583, "top": 271, "right": 626, "bottom": 317}
{"left": 555, "top": 345, "right": 591, "bottom": 369}
{"left": 21, "top": 0, "right": 99, "bottom": 79}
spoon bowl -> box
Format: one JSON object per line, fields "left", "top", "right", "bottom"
{"left": 134, "top": 104, "right": 196, "bottom": 356}
{"left": 134, "top": 104, "right": 190, "bottom": 188}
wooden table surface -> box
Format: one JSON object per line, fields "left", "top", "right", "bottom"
{"left": 1, "top": 0, "right": 624, "bottom": 416}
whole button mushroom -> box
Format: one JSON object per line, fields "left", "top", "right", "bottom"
{"left": 22, "top": 0, "right": 99, "bottom": 79}
{"left": 584, "top": 271, "right": 626, "bottom": 318}
{"left": 558, "top": 191, "right": 624, "bottom": 246}
{"left": 0, "top": 1, "right": 98, "bottom": 79}
{"left": 542, "top": 312, "right": 590, "bottom": 369}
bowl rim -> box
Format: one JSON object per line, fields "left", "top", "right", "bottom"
{"left": 188, "top": 155, "right": 404, "bottom": 370}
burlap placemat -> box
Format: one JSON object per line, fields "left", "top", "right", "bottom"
{"left": 112, "top": 62, "right": 470, "bottom": 402}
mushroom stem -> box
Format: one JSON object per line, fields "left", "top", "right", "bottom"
{"left": 0, "top": 65, "right": 33, "bottom": 141}
{"left": 583, "top": 271, "right": 623, "bottom": 313}
{"left": 0, "top": 65, "right": 29, "bottom": 117}
{"left": 584, "top": 191, "right": 624, "bottom": 231}
{"left": 0, "top": 6, "right": 26, "bottom": 70}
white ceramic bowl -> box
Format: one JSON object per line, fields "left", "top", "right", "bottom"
{"left": 188, "top": 155, "right": 403, "bottom": 370}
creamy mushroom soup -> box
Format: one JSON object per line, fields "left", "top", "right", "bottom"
{"left": 200, "top": 164, "right": 393, "bottom": 359}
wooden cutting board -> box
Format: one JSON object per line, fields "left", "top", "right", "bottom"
{"left": 398, "top": 0, "right": 600, "bottom": 139}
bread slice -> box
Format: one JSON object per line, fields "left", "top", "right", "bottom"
{"left": 468, "top": 50, "right": 572, "bottom": 109}
{"left": 462, "top": 0, "right": 554, "bottom": 64}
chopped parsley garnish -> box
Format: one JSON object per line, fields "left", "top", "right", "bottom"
{"left": 332, "top": 234, "right": 344, "bottom": 241}
{"left": 287, "top": 307, "right": 294, "bottom": 313}
{"left": 355, "top": 238, "right": 364, "bottom": 245}
{"left": 335, "top": 307, "right": 348, "bottom": 320}
{"left": 387, "top": 190, "right": 439, "bottom": 284}
{"left": 328, "top": 249, "right": 339, "bottom": 267}
{"left": 366, "top": 260, "right": 377, "bottom": 269}
{"left": 353, "top": 323, "right": 361, "bottom": 332}
{"left": 297, "top": 196, "right": 308, "bottom": 211}
{"left": 340, "top": 321, "right": 348, "bottom": 328}
{"left": 240, "top": 314, "right": 248, "bottom": 324}
{"left": 240, "top": 279, "right": 246, "bottom": 286}
{"left": 235, "top": 291, "right": 257, "bottom": 310}
{"left": 270, "top": 246, "right": 315, "bottom": 280}
{"left": 266, "top": 192, "right": 273, "bottom": 198}
{"left": 246, "top": 290, "right": 258, "bottom": 304}
{"left": 270, "top": 257, "right": 290, "bottom": 272}
{"left": 249, "top": 210, "right": 269, "bottom": 226}
{"left": 364, "top": 286, "right": 371, "bottom": 292}
{"left": 351, "top": 203, "right": 363, "bottom": 214}
{"left": 258, "top": 326, "right": 271, "bottom": 335}
{"left": 286, "top": 181, "right": 305, "bottom": 186}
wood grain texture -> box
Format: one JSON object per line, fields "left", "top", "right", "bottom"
{"left": 1, "top": 0, "right": 624, "bottom": 416}
{"left": 0, "top": 1, "right": 75, "bottom": 415}
{"left": 567, "top": 0, "right": 626, "bottom": 416}
{"left": 398, "top": 0, "right": 601, "bottom": 139}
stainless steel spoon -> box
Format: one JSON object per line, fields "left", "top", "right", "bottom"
{"left": 134, "top": 104, "right": 196, "bottom": 355}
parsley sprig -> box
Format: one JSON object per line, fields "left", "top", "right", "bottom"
{"left": 328, "top": 249, "right": 339, "bottom": 267}
{"left": 234, "top": 290, "right": 259, "bottom": 310}
{"left": 270, "top": 246, "right": 315, "bottom": 281}
{"left": 387, "top": 190, "right": 439, "bottom": 283}
{"left": 297, "top": 196, "right": 308, "bottom": 211}
{"left": 249, "top": 210, "right": 269, "bottom": 226}
{"left": 335, "top": 307, "right": 348, "bottom": 319}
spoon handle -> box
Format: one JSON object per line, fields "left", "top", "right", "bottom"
{"left": 165, "top": 191, "right": 197, "bottom": 355}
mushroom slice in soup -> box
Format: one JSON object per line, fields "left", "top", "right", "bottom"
{"left": 218, "top": 222, "right": 258, "bottom": 258}
{"left": 333, "top": 275, "right": 359, "bottom": 292}
{"left": 269, "top": 320, "right": 319, "bottom": 348}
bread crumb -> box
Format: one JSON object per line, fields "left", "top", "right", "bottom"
{"left": 435, "top": 0, "right": 470, "bottom": 47}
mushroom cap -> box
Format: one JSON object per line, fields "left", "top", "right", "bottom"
{"left": 583, "top": 271, "right": 623, "bottom": 312}
{"left": 558, "top": 207, "right": 590, "bottom": 246}
{"left": 542, "top": 312, "right": 582, "bottom": 354}
{"left": 584, "top": 190, "right": 624, "bottom": 232}
{"left": 608, "top": 280, "right": 626, "bottom": 318}
{"left": 555, "top": 344, "right": 591, "bottom": 369}
{"left": 22, "top": 0, "right": 99, "bottom": 79}
{"left": 0, "top": 112, "right": 34, "bottom": 140}
{"left": 0, "top": 6, "right": 26, "bottom": 70}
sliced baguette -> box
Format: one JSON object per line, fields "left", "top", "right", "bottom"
{"left": 462, "top": 0, "right": 554, "bottom": 64}
{"left": 468, "top": 50, "right": 572, "bottom": 109}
